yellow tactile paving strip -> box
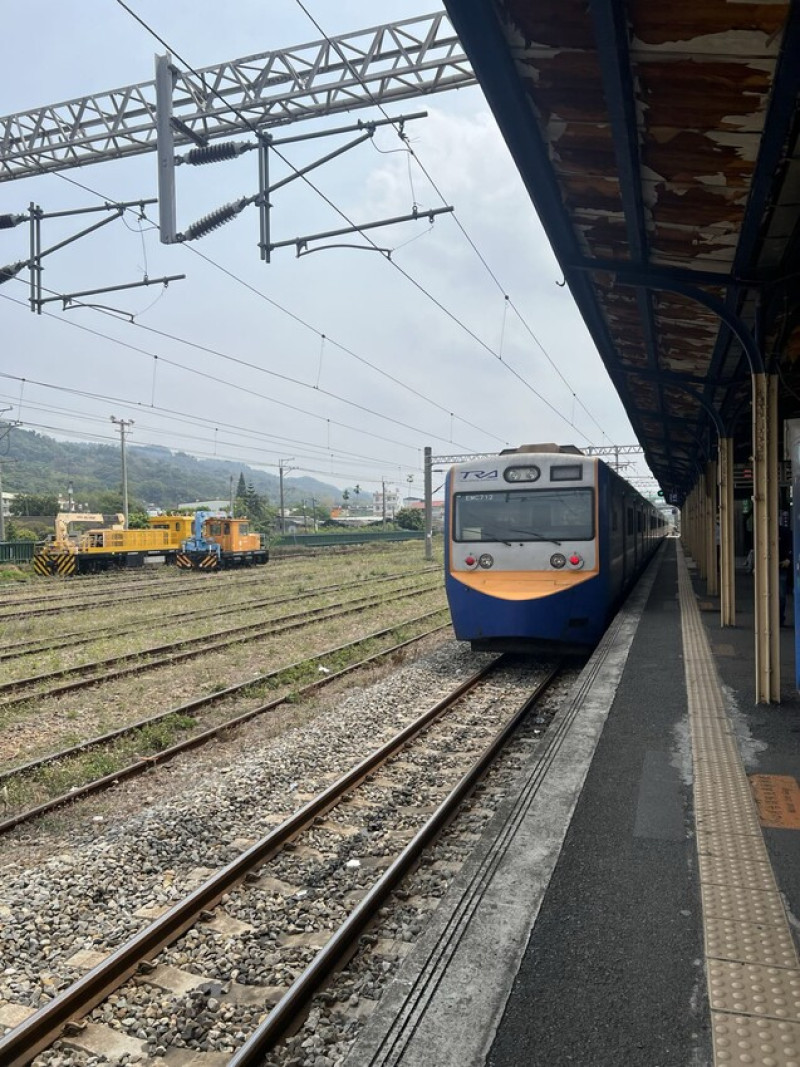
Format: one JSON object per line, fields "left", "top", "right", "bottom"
{"left": 677, "top": 548, "right": 800, "bottom": 1066}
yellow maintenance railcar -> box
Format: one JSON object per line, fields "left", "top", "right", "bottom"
{"left": 33, "top": 515, "right": 194, "bottom": 576}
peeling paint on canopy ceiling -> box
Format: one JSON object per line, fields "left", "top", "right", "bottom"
{"left": 444, "top": 0, "right": 800, "bottom": 495}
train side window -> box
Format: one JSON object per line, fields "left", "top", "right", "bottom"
{"left": 612, "top": 506, "right": 618, "bottom": 532}
{"left": 637, "top": 511, "right": 643, "bottom": 533}
{"left": 627, "top": 508, "right": 634, "bottom": 535}
{"left": 224, "top": 523, "right": 230, "bottom": 534}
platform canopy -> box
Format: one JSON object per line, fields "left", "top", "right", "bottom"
{"left": 443, "top": 0, "right": 800, "bottom": 501}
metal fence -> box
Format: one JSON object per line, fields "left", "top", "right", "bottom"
{"left": 0, "top": 541, "right": 35, "bottom": 563}
{"left": 271, "top": 530, "right": 425, "bottom": 549}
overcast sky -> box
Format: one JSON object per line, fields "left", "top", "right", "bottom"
{"left": 0, "top": 0, "right": 655, "bottom": 500}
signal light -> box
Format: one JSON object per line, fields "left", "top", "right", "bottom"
{"left": 464, "top": 555, "right": 476, "bottom": 567}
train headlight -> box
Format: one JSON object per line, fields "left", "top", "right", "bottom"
{"left": 550, "top": 553, "right": 566, "bottom": 569}
{"left": 504, "top": 465, "right": 540, "bottom": 483}
{"left": 478, "top": 553, "right": 494, "bottom": 568}
{"left": 568, "top": 553, "right": 584, "bottom": 569}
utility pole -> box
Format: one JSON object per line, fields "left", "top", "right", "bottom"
{"left": 424, "top": 446, "right": 433, "bottom": 561}
{"left": 279, "top": 457, "right": 295, "bottom": 535}
{"left": 0, "top": 408, "right": 14, "bottom": 542}
{"left": 311, "top": 496, "right": 317, "bottom": 532}
{"left": 110, "top": 416, "right": 134, "bottom": 528}
{"left": 229, "top": 474, "right": 234, "bottom": 517}
{"left": 382, "top": 479, "right": 387, "bottom": 529}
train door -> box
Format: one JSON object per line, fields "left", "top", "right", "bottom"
{"left": 624, "top": 499, "right": 634, "bottom": 583}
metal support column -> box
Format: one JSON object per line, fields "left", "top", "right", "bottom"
{"left": 424, "top": 447, "right": 433, "bottom": 562}
{"left": 705, "top": 461, "right": 718, "bottom": 597}
{"left": 719, "top": 437, "right": 735, "bottom": 626}
{"left": 155, "top": 54, "right": 178, "bottom": 245}
{"left": 786, "top": 420, "right": 800, "bottom": 691}
{"left": 696, "top": 480, "right": 708, "bottom": 583}
{"left": 753, "top": 373, "right": 780, "bottom": 703}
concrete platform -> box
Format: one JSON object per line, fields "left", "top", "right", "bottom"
{"left": 344, "top": 539, "right": 800, "bottom": 1067}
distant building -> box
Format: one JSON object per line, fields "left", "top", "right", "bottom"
{"left": 372, "top": 487, "right": 401, "bottom": 519}
{"left": 1, "top": 491, "right": 14, "bottom": 519}
{"left": 177, "top": 499, "right": 231, "bottom": 513}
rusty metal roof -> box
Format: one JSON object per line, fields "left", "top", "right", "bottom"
{"left": 444, "top": 0, "right": 800, "bottom": 499}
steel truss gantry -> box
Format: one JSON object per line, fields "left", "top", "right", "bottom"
{"left": 0, "top": 12, "right": 475, "bottom": 182}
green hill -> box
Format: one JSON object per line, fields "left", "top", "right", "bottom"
{"left": 2, "top": 428, "right": 344, "bottom": 510}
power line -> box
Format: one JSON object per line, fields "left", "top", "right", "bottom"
{"left": 291, "top": 0, "right": 613, "bottom": 445}
{"left": 6, "top": 416, "right": 412, "bottom": 488}
{"left": 3, "top": 120, "right": 507, "bottom": 452}
{"left": 0, "top": 390, "right": 420, "bottom": 476}
{"left": 112, "top": 0, "right": 599, "bottom": 446}
{"left": 1, "top": 289, "right": 470, "bottom": 452}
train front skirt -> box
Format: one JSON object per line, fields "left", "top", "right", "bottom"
{"left": 445, "top": 571, "right": 610, "bottom": 653}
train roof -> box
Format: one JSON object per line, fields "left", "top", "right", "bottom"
{"left": 499, "top": 443, "right": 584, "bottom": 455}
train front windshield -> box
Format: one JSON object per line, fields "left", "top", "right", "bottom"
{"left": 454, "top": 488, "right": 594, "bottom": 543}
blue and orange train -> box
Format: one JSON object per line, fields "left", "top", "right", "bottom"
{"left": 444, "top": 444, "right": 667, "bottom": 653}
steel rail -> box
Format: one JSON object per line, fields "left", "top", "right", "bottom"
{"left": 0, "top": 543, "right": 395, "bottom": 612}
{"left": 0, "top": 548, "right": 325, "bottom": 609}
{"left": 0, "top": 658, "right": 497, "bottom": 1067}
{"left": 0, "top": 609, "right": 448, "bottom": 802}
{"left": 230, "top": 663, "right": 561, "bottom": 1064}
{"left": 0, "top": 579, "right": 439, "bottom": 706}
{"left": 0, "top": 568, "right": 437, "bottom": 660}
{"left": 0, "top": 549, "right": 424, "bottom": 619}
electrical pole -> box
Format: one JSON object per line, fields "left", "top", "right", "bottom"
{"left": 382, "top": 479, "right": 387, "bottom": 529}
{"left": 229, "top": 474, "right": 234, "bottom": 517}
{"left": 424, "top": 446, "right": 433, "bottom": 561}
{"left": 279, "top": 457, "right": 295, "bottom": 535}
{"left": 0, "top": 461, "right": 5, "bottom": 542}
{"left": 311, "top": 496, "right": 317, "bottom": 532}
{"left": 0, "top": 408, "right": 14, "bottom": 542}
{"left": 110, "top": 416, "right": 134, "bottom": 528}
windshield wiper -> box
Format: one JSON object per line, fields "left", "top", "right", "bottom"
{"left": 481, "top": 529, "right": 512, "bottom": 546}
{"left": 508, "top": 526, "right": 562, "bottom": 545}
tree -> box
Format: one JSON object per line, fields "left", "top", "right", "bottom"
{"left": 5, "top": 520, "right": 37, "bottom": 541}
{"left": 10, "top": 494, "right": 59, "bottom": 517}
{"left": 237, "top": 472, "right": 247, "bottom": 498}
{"left": 127, "top": 509, "right": 150, "bottom": 529}
{"left": 342, "top": 489, "right": 350, "bottom": 502}
{"left": 395, "top": 507, "right": 424, "bottom": 531}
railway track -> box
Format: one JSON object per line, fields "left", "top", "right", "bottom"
{"left": 0, "top": 656, "right": 561, "bottom": 1066}
{"left": 0, "top": 544, "right": 396, "bottom": 614}
{"left": 1, "top": 555, "right": 426, "bottom": 620}
{"left": 0, "top": 576, "right": 440, "bottom": 707}
{"left": 0, "top": 612, "right": 450, "bottom": 836}
{"left": 0, "top": 569, "right": 437, "bottom": 663}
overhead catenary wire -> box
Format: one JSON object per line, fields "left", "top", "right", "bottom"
{"left": 6, "top": 415, "right": 408, "bottom": 486}
{"left": 0, "top": 386, "right": 423, "bottom": 476}
{"left": 0, "top": 290, "right": 468, "bottom": 461}
{"left": 111, "top": 0, "right": 599, "bottom": 446}
{"left": 1, "top": 285, "right": 475, "bottom": 452}
{"left": 291, "top": 0, "right": 613, "bottom": 445}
